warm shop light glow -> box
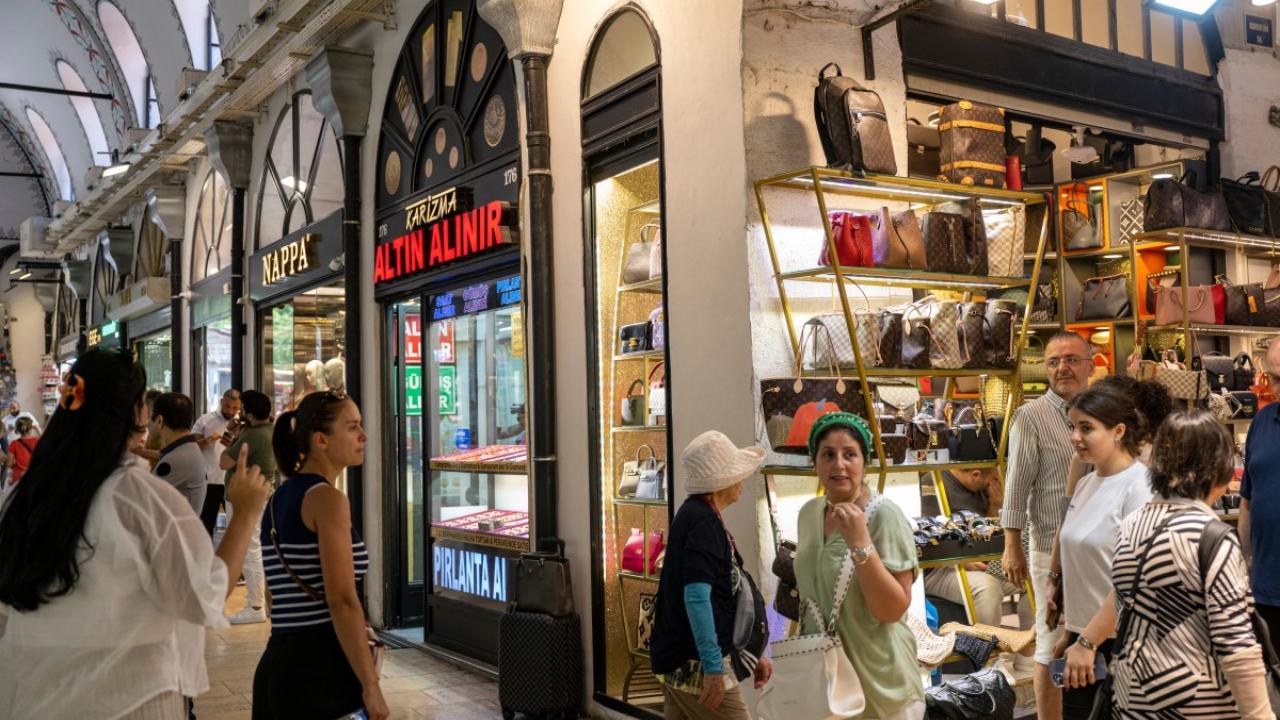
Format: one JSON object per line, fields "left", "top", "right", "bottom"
{"left": 1152, "top": 172, "right": 1175, "bottom": 180}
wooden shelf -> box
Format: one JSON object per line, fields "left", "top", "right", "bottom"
{"left": 777, "top": 266, "right": 1034, "bottom": 292}
{"left": 617, "top": 277, "right": 664, "bottom": 294}
{"left": 1132, "top": 228, "right": 1280, "bottom": 258}
{"left": 614, "top": 349, "right": 665, "bottom": 362}
{"left": 612, "top": 425, "right": 668, "bottom": 434}
{"left": 1147, "top": 323, "right": 1276, "bottom": 336}
{"left": 802, "top": 367, "right": 1017, "bottom": 378}
{"left": 429, "top": 460, "right": 528, "bottom": 474}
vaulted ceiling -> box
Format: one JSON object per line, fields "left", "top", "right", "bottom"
{"left": 0, "top": 0, "right": 250, "bottom": 241}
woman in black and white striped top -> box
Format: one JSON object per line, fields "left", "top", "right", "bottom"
{"left": 252, "top": 391, "right": 387, "bottom": 720}
{"left": 1110, "top": 412, "right": 1273, "bottom": 719}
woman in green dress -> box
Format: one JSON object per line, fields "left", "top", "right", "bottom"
{"left": 795, "top": 412, "right": 925, "bottom": 720}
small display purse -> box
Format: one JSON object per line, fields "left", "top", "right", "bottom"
{"left": 618, "top": 321, "right": 651, "bottom": 354}
{"left": 1077, "top": 274, "right": 1130, "bottom": 320}
{"left": 621, "top": 529, "right": 664, "bottom": 575}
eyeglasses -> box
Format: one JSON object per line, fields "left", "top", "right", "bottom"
{"left": 1045, "top": 356, "right": 1088, "bottom": 370}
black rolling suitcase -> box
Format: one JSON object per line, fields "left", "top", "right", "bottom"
{"left": 499, "top": 610, "right": 581, "bottom": 719}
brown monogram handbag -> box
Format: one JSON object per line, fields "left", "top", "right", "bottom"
{"left": 760, "top": 322, "right": 868, "bottom": 455}
{"left": 984, "top": 300, "right": 1020, "bottom": 368}
{"left": 935, "top": 199, "right": 989, "bottom": 276}
{"left": 959, "top": 302, "right": 988, "bottom": 369}
{"left": 902, "top": 306, "right": 932, "bottom": 369}
{"left": 937, "top": 100, "right": 1007, "bottom": 189}
{"left": 921, "top": 212, "right": 966, "bottom": 274}
{"left": 878, "top": 307, "right": 905, "bottom": 368}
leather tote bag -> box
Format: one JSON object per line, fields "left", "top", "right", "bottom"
{"left": 620, "top": 380, "right": 645, "bottom": 426}
{"left": 621, "top": 529, "right": 663, "bottom": 574}
{"left": 1260, "top": 287, "right": 1280, "bottom": 327}
{"left": 959, "top": 301, "right": 988, "bottom": 369}
{"left": 804, "top": 314, "right": 857, "bottom": 369}
{"left": 642, "top": 222, "right": 664, "bottom": 280}
{"left": 983, "top": 205, "right": 1026, "bottom": 278}
{"left": 1193, "top": 352, "right": 1237, "bottom": 393}
{"left": 935, "top": 199, "right": 989, "bottom": 275}
{"left": 515, "top": 541, "right": 575, "bottom": 617}
{"left": 878, "top": 307, "right": 905, "bottom": 368}
{"left": 1221, "top": 171, "right": 1269, "bottom": 236}
{"left": 886, "top": 208, "right": 928, "bottom": 270}
{"left": 820, "top": 212, "right": 875, "bottom": 268}
{"left": 927, "top": 298, "right": 965, "bottom": 369}
{"left": 760, "top": 323, "right": 867, "bottom": 454}
{"left": 902, "top": 306, "right": 933, "bottom": 370}
{"left": 1076, "top": 274, "right": 1130, "bottom": 321}
{"left": 1062, "top": 183, "right": 1100, "bottom": 249}
{"left": 1262, "top": 166, "right": 1280, "bottom": 237}
{"left": 618, "top": 444, "right": 662, "bottom": 497}
{"left": 948, "top": 406, "right": 997, "bottom": 462}
{"left": 1143, "top": 172, "right": 1232, "bottom": 232}
{"left": 921, "top": 211, "right": 966, "bottom": 274}
{"left": 1223, "top": 281, "right": 1265, "bottom": 326}
{"left": 756, "top": 553, "right": 865, "bottom": 720}
{"left": 623, "top": 224, "right": 659, "bottom": 284}
{"left": 1146, "top": 268, "right": 1180, "bottom": 315}
{"left": 1154, "top": 350, "right": 1208, "bottom": 401}
{"left": 1154, "top": 285, "right": 1216, "bottom": 326}
{"left": 984, "top": 300, "right": 1019, "bottom": 369}
{"left": 813, "top": 63, "right": 896, "bottom": 175}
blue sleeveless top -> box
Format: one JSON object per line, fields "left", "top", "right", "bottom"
{"left": 262, "top": 474, "right": 369, "bottom": 633}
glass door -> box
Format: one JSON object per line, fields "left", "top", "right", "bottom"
{"left": 387, "top": 298, "right": 426, "bottom": 638}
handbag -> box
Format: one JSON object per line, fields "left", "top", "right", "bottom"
{"left": 623, "top": 224, "right": 659, "bottom": 284}
{"left": 948, "top": 406, "right": 997, "bottom": 462}
{"left": 1253, "top": 364, "right": 1277, "bottom": 410}
{"left": 1231, "top": 390, "right": 1259, "bottom": 419}
{"left": 621, "top": 529, "right": 664, "bottom": 575}
{"left": 268, "top": 495, "right": 385, "bottom": 673}
{"left": 934, "top": 199, "right": 989, "bottom": 275}
{"left": 514, "top": 541, "right": 575, "bottom": 617}
{"left": 921, "top": 211, "right": 967, "bottom": 274}
{"left": 1062, "top": 183, "right": 1100, "bottom": 249}
{"left": 756, "top": 553, "right": 865, "bottom": 720}
{"left": 886, "top": 208, "right": 927, "bottom": 270}
{"left": 1154, "top": 350, "right": 1208, "bottom": 401}
{"left": 1020, "top": 335, "right": 1047, "bottom": 382}
{"left": 1235, "top": 353, "right": 1257, "bottom": 392}
{"left": 910, "top": 413, "right": 949, "bottom": 452}
{"left": 1154, "top": 285, "right": 1216, "bottom": 326}
{"left": 760, "top": 322, "right": 868, "bottom": 454}
{"left": 633, "top": 446, "right": 666, "bottom": 500}
{"left": 877, "top": 383, "right": 921, "bottom": 418}
{"left": 618, "top": 322, "right": 651, "bottom": 354}
{"left": 902, "top": 304, "right": 933, "bottom": 370}
{"left": 985, "top": 300, "right": 1019, "bottom": 368}
{"left": 1221, "top": 171, "right": 1269, "bottom": 236}
{"left": 813, "top": 63, "right": 897, "bottom": 175}
{"left": 772, "top": 539, "right": 797, "bottom": 586}
{"left": 1117, "top": 198, "right": 1144, "bottom": 245}
{"left": 1262, "top": 166, "right": 1280, "bottom": 237}
{"left": 805, "top": 314, "right": 859, "bottom": 369}
{"left": 878, "top": 307, "right": 905, "bottom": 368}
{"left": 1146, "top": 268, "right": 1180, "bottom": 315}
{"left": 1143, "top": 171, "right": 1232, "bottom": 232}
{"left": 619, "top": 444, "right": 662, "bottom": 497}
{"left": 959, "top": 301, "right": 987, "bottom": 369}
{"left": 928, "top": 298, "right": 965, "bottom": 369}
{"left": 1077, "top": 274, "right": 1130, "bottom": 321}
{"left": 1194, "top": 352, "right": 1238, "bottom": 393}
{"left": 820, "top": 211, "right": 875, "bottom": 268}
{"left": 647, "top": 362, "right": 666, "bottom": 426}
{"left": 1031, "top": 280, "right": 1057, "bottom": 323}
{"left": 774, "top": 581, "right": 801, "bottom": 622}
{"left": 637, "top": 593, "right": 656, "bottom": 650}
{"left": 983, "top": 205, "right": 1025, "bottom": 278}
{"left": 924, "top": 673, "right": 1001, "bottom": 720}
{"left": 649, "top": 306, "right": 665, "bottom": 350}
{"left": 643, "top": 223, "right": 664, "bottom": 279}
{"left": 620, "top": 379, "right": 645, "bottom": 426}
{"left": 1222, "top": 281, "right": 1264, "bottom": 326}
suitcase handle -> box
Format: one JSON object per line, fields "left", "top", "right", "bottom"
{"left": 818, "top": 62, "right": 842, "bottom": 80}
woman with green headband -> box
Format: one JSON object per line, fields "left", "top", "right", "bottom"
{"left": 793, "top": 412, "right": 925, "bottom": 719}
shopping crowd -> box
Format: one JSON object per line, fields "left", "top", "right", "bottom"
{"left": 651, "top": 331, "right": 1279, "bottom": 720}
{"left": 0, "top": 349, "right": 389, "bottom": 719}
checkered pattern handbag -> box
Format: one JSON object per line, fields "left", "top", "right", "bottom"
{"left": 1118, "top": 199, "right": 1144, "bottom": 245}
{"left": 983, "top": 205, "right": 1026, "bottom": 278}
{"left": 926, "top": 300, "right": 965, "bottom": 369}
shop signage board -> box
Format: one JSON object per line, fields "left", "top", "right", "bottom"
{"left": 428, "top": 275, "right": 522, "bottom": 321}
{"left": 435, "top": 320, "right": 454, "bottom": 364}
{"left": 405, "top": 312, "right": 423, "bottom": 417}
{"left": 107, "top": 277, "right": 169, "bottom": 321}
{"left": 431, "top": 539, "right": 518, "bottom": 603}
{"left": 439, "top": 365, "right": 457, "bottom": 415}
{"left": 190, "top": 270, "right": 232, "bottom": 328}
{"left": 249, "top": 211, "right": 345, "bottom": 303}
{"left": 86, "top": 319, "right": 119, "bottom": 349}
{"left": 1247, "top": 14, "right": 1274, "bottom": 47}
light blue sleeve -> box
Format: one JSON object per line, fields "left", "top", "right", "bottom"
{"left": 683, "top": 582, "right": 724, "bottom": 673}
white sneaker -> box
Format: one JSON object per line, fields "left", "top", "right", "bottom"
{"left": 227, "top": 606, "right": 266, "bottom": 625}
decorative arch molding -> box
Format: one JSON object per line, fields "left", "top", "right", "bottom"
{"left": 54, "top": 57, "right": 112, "bottom": 165}
{"left": 47, "top": 0, "right": 130, "bottom": 138}
{"left": 191, "top": 166, "right": 230, "bottom": 283}
{"left": 0, "top": 109, "right": 54, "bottom": 217}
{"left": 92, "top": 0, "right": 163, "bottom": 128}
{"left": 254, "top": 91, "right": 344, "bottom": 249}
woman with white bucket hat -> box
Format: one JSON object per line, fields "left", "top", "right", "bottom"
{"left": 649, "top": 430, "right": 773, "bottom": 719}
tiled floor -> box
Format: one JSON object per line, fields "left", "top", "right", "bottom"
{"left": 197, "top": 589, "right": 500, "bottom": 720}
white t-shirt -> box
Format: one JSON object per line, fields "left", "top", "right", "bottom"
{"left": 0, "top": 454, "right": 230, "bottom": 718}
{"left": 191, "top": 411, "right": 230, "bottom": 486}
{"left": 1060, "top": 460, "right": 1154, "bottom": 633}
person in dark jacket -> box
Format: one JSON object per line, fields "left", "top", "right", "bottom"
{"left": 649, "top": 430, "right": 772, "bottom": 719}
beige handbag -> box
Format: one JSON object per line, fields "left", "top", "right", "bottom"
{"left": 886, "top": 209, "right": 928, "bottom": 270}
{"left": 921, "top": 297, "right": 965, "bottom": 369}
{"left": 806, "top": 313, "right": 858, "bottom": 369}
{"left": 877, "top": 383, "right": 921, "bottom": 417}
{"left": 983, "top": 205, "right": 1026, "bottom": 278}
{"left": 854, "top": 309, "right": 882, "bottom": 367}
{"left": 1154, "top": 349, "right": 1208, "bottom": 401}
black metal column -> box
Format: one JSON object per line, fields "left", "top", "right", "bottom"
{"left": 521, "top": 54, "right": 558, "bottom": 548}
{"left": 230, "top": 188, "right": 246, "bottom": 391}
{"left": 170, "top": 237, "right": 185, "bottom": 394}
{"left": 342, "top": 134, "right": 364, "bottom": 535}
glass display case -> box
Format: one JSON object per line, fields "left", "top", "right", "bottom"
{"left": 134, "top": 330, "right": 173, "bottom": 392}
{"left": 258, "top": 285, "right": 347, "bottom": 416}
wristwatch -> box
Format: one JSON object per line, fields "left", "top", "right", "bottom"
{"left": 850, "top": 543, "right": 877, "bottom": 565}
{"left": 1047, "top": 570, "right": 1063, "bottom": 582}
{"left": 1075, "top": 635, "right": 1098, "bottom": 652}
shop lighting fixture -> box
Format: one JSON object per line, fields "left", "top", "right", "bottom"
{"left": 1150, "top": 0, "right": 1220, "bottom": 15}
{"left": 8, "top": 268, "right": 18, "bottom": 275}
{"left": 970, "top": 0, "right": 999, "bottom": 4}
{"left": 1102, "top": 254, "right": 1123, "bottom": 259}
{"left": 281, "top": 176, "right": 308, "bottom": 192}
{"left": 1165, "top": 245, "right": 1181, "bottom": 252}
{"left": 17, "top": 272, "right": 31, "bottom": 280}
{"left": 1251, "top": 0, "right": 1276, "bottom": 5}
{"left": 1095, "top": 326, "right": 1109, "bottom": 331}
{"left": 102, "top": 163, "right": 130, "bottom": 178}
{"left": 1089, "top": 185, "right": 1103, "bottom": 191}
{"left": 1151, "top": 172, "right": 1175, "bottom": 180}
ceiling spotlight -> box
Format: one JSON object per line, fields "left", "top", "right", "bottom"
{"left": 102, "top": 163, "right": 130, "bottom": 178}
{"left": 1152, "top": 172, "right": 1175, "bottom": 180}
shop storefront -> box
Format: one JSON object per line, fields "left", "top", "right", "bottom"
{"left": 372, "top": 0, "right": 523, "bottom": 667}
{"left": 249, "top": 210, "right": 347, "bottom": 415}
{"left": 131, "top": 308, "right": 174, "bottom": 393}
{"left": 191, "top": 271, "right": 233, "bottom": 413}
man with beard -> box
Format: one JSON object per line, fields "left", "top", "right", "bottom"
{"left": 192, "top": 389, "right": 241, "bottom": 536}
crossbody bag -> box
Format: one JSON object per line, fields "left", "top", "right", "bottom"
{"left": 268, "top": 493, "right": 386, "bottom": 673}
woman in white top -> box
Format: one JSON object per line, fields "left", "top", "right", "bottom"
{"left": 0, "top": 349, "right": 272, "bottom": 719}
{"left": 1045, "top": 376, "right": 1171, "bottom": 719}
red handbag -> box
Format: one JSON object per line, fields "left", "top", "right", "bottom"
{"left": 622, "top": 529, "right": 664, "bottom": 575}
{"left": 1211, "top": 284, "right": 1226, "bottom": 325}
{"left": 1253, "top": 364, "right": 1276, "bottom": 410}
{"left": 819, "top": 212, "right": 874, "bottom": 267}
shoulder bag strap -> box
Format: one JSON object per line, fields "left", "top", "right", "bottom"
{"left": 268, "top": 493, "right": 326, "bottom": 603}
{"left": 825, "top": 552, "right": 856, "bottom": 633}
{"left": 1196, "top": 518, "right": 1280, "bottom": 674}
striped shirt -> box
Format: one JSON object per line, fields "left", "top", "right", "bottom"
{"left": 999, "top": 389, "right": 1074, "bottom": 553}
{"left": 262, "top": 474, "right": 369, "bottom": 632}
{"left": 1110, "top": 498, "right": 1258, "bottom": 718}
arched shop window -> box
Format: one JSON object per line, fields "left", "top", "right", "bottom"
{"left": 583, "top": 8, "right": 658, "bottom": 100}
{"left": 191, "top": 168, "right": 230, "bottom": 283}
{"left": 96, "top": 1, "right": 156, "bottom": 127}
{"left": 91, "top": 239, "right": 118, "bottom": 325}
{"left": 25, "top": 107, "right": 74, "bottom": 201}
{"left": 173, "top": 0, "right": 221, "bottom": 70}
{"left": 375, "top": 0, "right": 519, "bottom": 209}
{"left": 256, "top": 91, "right": 344, "bottom": 247}
{"left": 56, "top": 60, "right": 110, "bottom": 165}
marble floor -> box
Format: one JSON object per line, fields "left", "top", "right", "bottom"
{"left": 196, "top": 588, "right": 501, "bottom": 720}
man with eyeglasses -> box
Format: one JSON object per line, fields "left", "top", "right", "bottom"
{"left": 1000, "top": 332, "right": 1095, "bottom": 718}
{"left": 1240, "top": 339, "right": 1280, "bottom": 658}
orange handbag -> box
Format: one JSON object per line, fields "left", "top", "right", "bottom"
{"left": 1252, "top": 362, "right": 1276, "bottom": 410}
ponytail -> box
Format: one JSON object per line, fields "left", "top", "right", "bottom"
{"left": 271, "top": 391, "right": 350, "bottom": 478}
{"left": 272, "top": 410, "right": 302, "bottom": 477}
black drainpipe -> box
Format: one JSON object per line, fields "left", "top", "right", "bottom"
{"left": 341, "top": 134, "right": 364, "bottom": 535}
{"left": 170, "top": 237, "right": 184, "bottom": 394}
{"left": 230, "top": 188, "right": 246, "bottom": 391}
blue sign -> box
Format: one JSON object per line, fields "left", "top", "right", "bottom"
{"left": 433, "top": 544, "right": 509, "bottom": 602}
{"left": 454, "top": 428, "right": 472, "bottom": 449}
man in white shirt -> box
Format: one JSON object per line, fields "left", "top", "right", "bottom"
{"left": 192, "top": 389, "right": 241, "bottom": 536}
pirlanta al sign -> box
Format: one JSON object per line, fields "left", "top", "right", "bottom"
{"left": 373, "top": 187, "right": 511, "bottom": 285}
{"left": 432, "top": 543, "right": 508, "bottom": 602}
{"left": 261, "top": 234, "right": 318, "bottom": 286}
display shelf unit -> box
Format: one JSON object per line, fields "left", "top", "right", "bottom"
{"left": 427, "top": 460, "right": 528, "bottom": 473}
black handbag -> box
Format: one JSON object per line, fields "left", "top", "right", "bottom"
{"left": 1231, "top": 390, "right": 1259, "bottom": 419}
{"left": 772, "top": 540, "right": 796, "bottom": 586}
{"left": 515, "top": 540, "right": 575, "bottom": 617}
{"left": 1077, "top": 274, "right": 1130, "bottom": 320}
{"left": 773, "top": 580, "right": 800, "bottom": 621}
{"left": 984, "top": 300, "right": 1019, "bottom": 368}
{"left": 1235, "top": 353, "right": 1257, "bottom": 393}
{"left": 1223, "top": 281, "right": 1265, "bottom": 326}
{"left": 1144, "top": 171, "right": 1232, "bottom": 232}
{"left": 925, "top": 669, "right": 1013, "bottom": 720}
{"left": 1222, "top": 171, "right": 1269, "bottom": 236}
{"left": 618, "top": 322, "right": 651, "bottom": 354}
{"left": 878, "top": 308, "right": 905, "bottom": 368}
{"left": 1194, "top": 352, "right": 1237, "bottom": 392}
{"left": 903, "top": 313, "right": 932, "bottom": 369}
{"left": 948, "top": 407, "right": 997, "bottom": 462}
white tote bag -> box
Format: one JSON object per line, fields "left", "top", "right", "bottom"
{"left": 756, "top": 554, "right": 864, "bottom": 720}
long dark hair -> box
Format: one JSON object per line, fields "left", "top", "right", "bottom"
{"left": 272, "top": 391, "right": 350, "bottom": 477}
{"left": 1068, "top": 376, "right": 1172, "bottom": 456}
{"left": 0, "top": 349, "right": 146, "bottom": 610}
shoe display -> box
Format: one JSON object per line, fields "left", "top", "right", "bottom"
{"left": 227, "top": 606, "right": 266, "bottom": 625}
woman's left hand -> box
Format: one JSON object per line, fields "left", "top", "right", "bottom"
{"left": 830, "top": 501, "right": 870, "bottom": 546}
{"left": 1065, "top": 640, "right": 1098, "bottom": 689}
{"left": 753, "top": 656, "right": 774, "bottom": 689}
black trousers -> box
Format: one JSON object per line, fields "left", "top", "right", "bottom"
{"left": 252, "top": 624, "right": 363, "bottom": 719}
{"left": 1061, "top": 632, "right": 1114, "bottom": 720}
{"left": 1257, "top": 603, "right": 1280, "bottom": 658}
{"left": 199, "top": 483, "right": 224, "bottom": 537}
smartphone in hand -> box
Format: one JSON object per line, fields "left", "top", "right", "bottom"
{"left": 1049, "top": 654, "right": 1109, "bottom": 688}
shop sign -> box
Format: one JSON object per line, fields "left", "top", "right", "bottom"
{"left": 439, "top": 365, "right": 457, "bottom": 415}
{"left": 86, "top": 320, "right": 118, "bottom": 348}
{"left": 1247, "top": 15, "right": 1274, "bottom": 47}
{"left": 373, "top": 177, "right": 519, "bottom": 288}
{"left": 510, "top": 309, "right": 524, "bottom": 358}
{"left": 261, "top": 234, "right": 319, "bottom": 287}
{"left": 405, "top": 365, "right": 423, "bottom": 416}
{"left": 404, "top": 313, "right": 423, "bottom": 363}
{"left": 432, "top": 542, "right": 511, "bottom": 602}
{"left": 429, "top": 275, "right": 522, "bottom": 321}
{"left": 435, "top": 320, "right": 454, "bottom": 364}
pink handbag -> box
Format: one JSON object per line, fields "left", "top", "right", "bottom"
{"left": 1154, "top": 285, "right": 1217, "bottom": 326}
{"left": 622, "top": 529, "right": 664, "bottom": 575}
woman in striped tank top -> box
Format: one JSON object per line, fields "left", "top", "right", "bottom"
{"left": 251, "top": 391, "right": 388, "bottom": 720}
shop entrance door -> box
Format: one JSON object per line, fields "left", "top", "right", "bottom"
{"left": 387, "top": 298, "right": 426, "bottom": 635}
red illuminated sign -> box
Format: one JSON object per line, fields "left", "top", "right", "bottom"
{"left": 373, "top": 200, "right": 508, "bottom": 285}
{"left": 404, "top": 314, "right": 422, "bottom": 364}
